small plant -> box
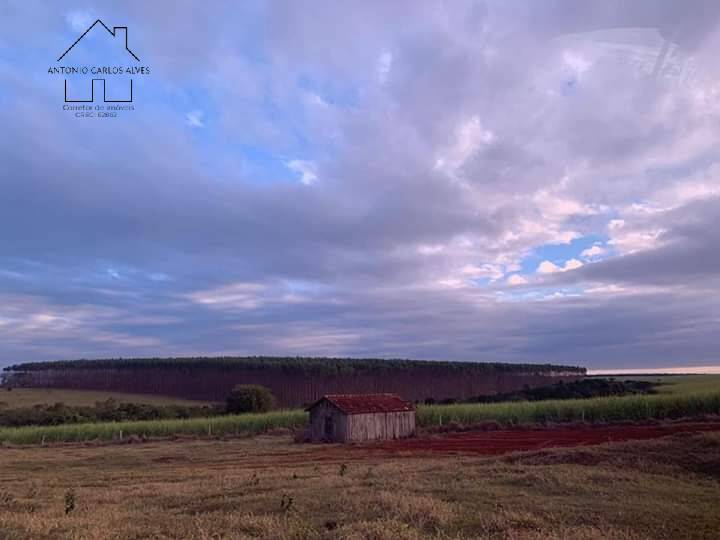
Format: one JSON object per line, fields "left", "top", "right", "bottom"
{"left": 339, "top": 463, "right": 348, "bottom": 477}
{"left": 0, "top": 491, "right": 13, "bottom": 505}
{"left": 280, "top": 493, "right": 294, "bottom": 512}
{"left": 250, "top": 472, "right": 260, "bottom": 486}
{"left": 64, "top": 489, "right": 76, "bottom": 515}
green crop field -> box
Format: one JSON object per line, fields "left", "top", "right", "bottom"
{"left": 0, "top": 410, "right": 307, "bottom": 445}
{"left": 417, "top": 390, "right": 720, "bottom": 427}
{"left": 417, "top": 375, "right": 720, "bottom": 427}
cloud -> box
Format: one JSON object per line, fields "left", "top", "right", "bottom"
{"left": 65, "top": 11, "right": 94, "bottom": 32}
{"left": 1, "top": 1, "right": 719, "bottom": 369}
{"left": 286, "top": 160, "right": 318, "bottom": 185}
{"left": 537, "top": 259, "right": 584, "bottom": 274}
{"left": 581, "top": 245, "right": 606, "bottom": 259}
{"left": 507, "top": 274, "right": 528, "bottom": 286}
{"left": 434, "top": 116, "right": 495, "bottom": 178}
{"left": 185, "top": 110, "right": 205, "bottom": 128}
{"left": 377, "top": 51, "right": 393, "bottom": 83}
{"left": 417, "top": 244, "right": 444, "bottom": 255}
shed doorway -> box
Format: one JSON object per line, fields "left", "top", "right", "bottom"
{"left": 324, "top": 415, "right": 334, "bottom": 438}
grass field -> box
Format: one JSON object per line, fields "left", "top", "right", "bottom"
{"left": 585, "top": 374, "right": 720, "bottom": 395}
{"left": 0, "top": 388, "right": 211, "bottom": 408}
{"left": 625, "top": 374, "right": 720, "bottom": 395}
{"left": 1, "top": 431, "right": 719, "bottom": 539}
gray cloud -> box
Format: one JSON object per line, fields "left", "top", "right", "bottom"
{"left": 0, "top": 1, "right": 719, "bottom": 369}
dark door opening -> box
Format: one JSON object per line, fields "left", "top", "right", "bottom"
{"left": 324, "top": 415, "right": 334, "bottom": 438}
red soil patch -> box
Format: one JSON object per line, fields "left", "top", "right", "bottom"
{"left": 360, "top": 422, "right": 720, "bottom": 456}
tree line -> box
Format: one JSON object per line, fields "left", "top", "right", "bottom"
{"left": 4, "top": 356, "right": 585, "bottom": 375}
{"left": 2, "top": 357, "right": 586, "bottom": 407}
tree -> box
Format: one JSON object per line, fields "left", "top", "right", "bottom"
{"left": 226, "top": 384, "right": 276, "bottom": 414}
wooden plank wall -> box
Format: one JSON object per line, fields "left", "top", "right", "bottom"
{"left": 309, "top": 404, "right": 416, "bottom": 442}
{"left": 346, "top": 411, "right": 415, "bottom": 442}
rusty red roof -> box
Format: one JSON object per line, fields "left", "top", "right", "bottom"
{"left": 306, "top": 393, "right": 415, "bottom": 415}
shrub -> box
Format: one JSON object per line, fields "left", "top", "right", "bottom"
{"left": 226, "top": 385, "right": 276, "bottom": 414}
{"left": 0, "top": 399, "right": 220, "bottom": 428}
{"left": 64, "top": 489, "right": 76, "bottom": 515}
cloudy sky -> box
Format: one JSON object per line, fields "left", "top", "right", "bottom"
{"left": 1, "top": 1, "right": 719, "bottom": 371}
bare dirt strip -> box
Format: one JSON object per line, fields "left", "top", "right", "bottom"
{"left": 352, "top": 422, "right": 720, "bottom": 456}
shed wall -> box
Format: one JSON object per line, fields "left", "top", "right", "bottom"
{"left": 345, "top": 411, "right": 415, "bottom": 442}
{"left": 308, "top": 402, "right": 348, "bottom": 442}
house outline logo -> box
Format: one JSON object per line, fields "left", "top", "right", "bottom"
{"left": 58, "top": 19, "right": 141, "bottom": 104}
{"left": 58, "top": 19, "right": 140, "bottom": 63}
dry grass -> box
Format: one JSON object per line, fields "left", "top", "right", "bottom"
{"left": 1, "top": 432, "right": 719, "bottom": 539}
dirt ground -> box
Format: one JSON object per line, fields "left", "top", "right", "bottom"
{"left": 361, "top": 422, "right": 720, "bottom": 456}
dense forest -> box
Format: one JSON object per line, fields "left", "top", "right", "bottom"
{"left": 2, "top": 357, "right": 586, "bottom": 407}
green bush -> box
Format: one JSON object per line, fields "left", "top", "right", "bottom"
{"left": 226, "top": 384, "right": 276, "bottom": 414}
{"left": 0, "top": 399, "right": 219, "bottom": 428}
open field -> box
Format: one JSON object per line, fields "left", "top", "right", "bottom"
{"left": 630, "top": 375, "right": 720, "bottom": 395}
{"left": 586, "top": 374, "right": 720, "bottom": 396}
{"left": 1, "top": 376, "right": 719, "bottom": 445}
{"left": 0, "top": 388, "right": 211, "bottom": 408}
{"left": 1, "top": 431, "right": 719, "bottom": 539}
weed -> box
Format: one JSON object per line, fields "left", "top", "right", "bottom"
{"left": 280, "top": 493, "right": 294, "bottom": 513}
{"left": 64, "top": 489, "right": 76, "bottom": 515}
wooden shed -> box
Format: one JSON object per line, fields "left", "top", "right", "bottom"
{"left": 305, "top": 393, "right": 416, "bottom": 443}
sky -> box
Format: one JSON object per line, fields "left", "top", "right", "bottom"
{"left": 0, "top": 1, "right": 719, "bottom": 371}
